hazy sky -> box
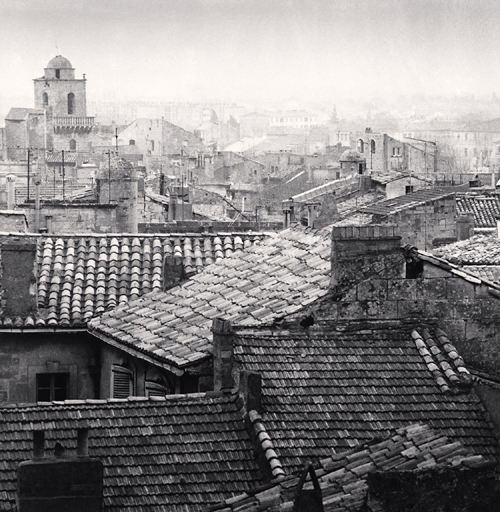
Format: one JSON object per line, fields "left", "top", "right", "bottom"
{"left": 1, "top": 0, "right": 499, "bottom": 119}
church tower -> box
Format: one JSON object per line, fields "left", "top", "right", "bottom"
{"left": 33, "top": 55, "right": 87, "bottom": 117}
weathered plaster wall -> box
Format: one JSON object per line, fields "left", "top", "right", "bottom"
{"left": 0, "top": 332, "right": 100, "bottom": 404}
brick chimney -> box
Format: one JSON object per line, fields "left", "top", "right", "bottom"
{"left": 1, "top": 237, "right": 38, "bottom": 317}
{"left": 212, "top": 318, "right": 234, "bottom": 392}
{"left": 331, "top": 225, "right": 403, "bottom": 297}
{"left": 18, "top": 428, "right": 103, "bottom": 512}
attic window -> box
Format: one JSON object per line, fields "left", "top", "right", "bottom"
{"left": 406, "top": 259, "right": 424, "bottom": 279}
{"left": 37, "top": 373, "right": 68, "bottom": 402}
{"left": 145, "top": 381, "right": 170, "bottom": 397}
{"left": 112, "top": 365, "right": 134, "bottom": 398}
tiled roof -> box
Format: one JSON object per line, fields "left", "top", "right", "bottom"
{"left": 359, "top": 187, "right": 456, "bottom": 216}
{"left": 232, "top": 321, "right": 499, "bottom": 473}
{"left": 432, "top": 234, "right": 500, "bottom": 265}
{"left": 208, "top": 423, "right": 493, "bottom": 512}
{"left": 291, "top": 176, "right": 354, "bottom": 203}
{"left": 462, "top": 265, "right": 500, "bottom": 284}
{"left": 5, "top": 107, "right": 45, "bottom": 121}
{"left": 371, "top": 172, "right": 431, "bottom": 185}
{"left": 0, "top": 232, "right": 265, "bottom": 329}
{"left": 45, "top": 153, "right": 78, "bottom": 164}
{"left": 0, "top": 392, "right": 264, "bottom": 512}
{"left": 89, "top": 225, "right": 332, "bottom": 369}
{"left": 456, "top": 194, "right": 500, "bottom": 228}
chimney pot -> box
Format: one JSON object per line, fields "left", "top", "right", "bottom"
{"left": 77, "top": 428, "right": 89, "bottom": 457}
{"left": 212, "top": 318, "right": 234, "bottom": 392}
{"left": 33, "top": 430, "right": 45, "bottom": 458}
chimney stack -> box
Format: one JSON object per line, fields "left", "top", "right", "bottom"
{"left": 6, "top": 174, "right": 16, "bottom": 210}
{"left": 212, "top": 318, "right": 234, "bottom": 392}
{"left": 331, "top": 225, "right": 403, "bottom": 296}
{"left": 1, "top": 237, "right": 38, "bottom": 317}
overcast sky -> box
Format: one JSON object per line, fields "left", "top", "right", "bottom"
{"left": 1, "top": 0, "right": 499, "bottom": 119}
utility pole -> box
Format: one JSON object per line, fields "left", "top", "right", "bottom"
{"left": 115, "top": 128, "right": 119, "bottom": 155}
{"left": 107, "top": 150, "right": 111, "bottom": 203}
{"left": 62, "top": 150, "right": 65, "bottom": 200}
{"left": 27, "top": 148, "right": 31, "bottom": 202}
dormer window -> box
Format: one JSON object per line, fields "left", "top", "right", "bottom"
{"left": 55, "top": 69, "right": 60, "bottom": 79}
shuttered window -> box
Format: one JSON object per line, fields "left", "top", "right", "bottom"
{"left": 145, "top": 381, "right": 170, "bottom": 398}
{"left": 112, "top": 366, "right": 133, "bottom": 398}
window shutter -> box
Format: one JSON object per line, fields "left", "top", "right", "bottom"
{"left": 145, "top": 381, "right": 169, "bottom": 398}
{"left": 112, "top": 367, "right": 133, "bottom": 398}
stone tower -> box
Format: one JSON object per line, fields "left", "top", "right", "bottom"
{"left": 96, "top": 156, "right": 138, "bottom": 233}
{"left": 33, "top": 56, "right": 87, "bottom": 117}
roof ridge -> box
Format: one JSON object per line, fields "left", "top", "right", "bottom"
{"left": 248, "top": 410, "right": 286, "bottom": 481}
{"left": 0, "top": 390, "right": 234, "bottom": 411}
{"left": 412, "top": 329, "right": 472, "bottom": 394}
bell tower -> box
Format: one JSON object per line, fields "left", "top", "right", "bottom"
{"left": 33, "top": 55, "right": 87, "bottom": 117}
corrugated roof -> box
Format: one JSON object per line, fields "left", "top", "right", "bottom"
{"left": 89, "top": 225, "right": 332, "bottom": 369}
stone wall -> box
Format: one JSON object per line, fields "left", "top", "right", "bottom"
{"left": 0, "top": 332, "right": 100, "bottom": 404}
{"left": 23, "top": 203, "right": 117, "bottom": 234}
{"left": 34, "top": 79, "right": 87, "bottom": 117}
{"left": 375, "top": 195, "right": 458, "bottom": 249}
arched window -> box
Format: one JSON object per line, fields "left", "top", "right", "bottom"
{"left": 67, "top": 93, "right": 75, "bottom": 115}
{"left": 55, "top": 69, "right": 60, "bottom": 79}
{"left": 42, "top": 93, "right": 48, "bottom": 107}
{"left": 371, "top": 139, "right": 376, "bottom": 154}
{"left": 69, "top": 139, "right": 76, "bottom": 150}
{"left": 357, "top": 139, "right": 364, "bottom": 153}
{"left": 151, "top": 140, "right": 155, "bottom": 151}
{"left": 129, "top": 139, "right": 135, "bottom": 146}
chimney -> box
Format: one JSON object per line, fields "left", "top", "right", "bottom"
{"left": 457, "top": 214, "right": 474, "bottom": 241}
{"left": 168, "top": 191, "right": 178, "bottom": 221}
{"left": 33, "top": 431, "right": 45, "bottom": 458}
{"left": 212, "top": 318, "right": 234, "bottom": 392}
{"left": 1, "top": 237, "right": 38, "bottom": 317}
{"left": 6, "top": 174, "right": 16, "bottom": 210}
{"left": 18, "top": 429, "right": 103, "bottom": 512}
{"left": 313, "top": 194, "right": 339, "bottom": 229}
{"left": 239, "top": 370, "right": 262, "bottom": 413}
{"left": 331, "top": 225, "right": 403, "bottom": 297}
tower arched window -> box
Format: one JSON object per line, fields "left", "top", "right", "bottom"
{"left": 67, "top": 93, "right": 75, "bottom": 115}
{"left": 69, "top": 139, "right": 76, "bottom": 150}
{"left": 42, "top": 93, "right": 48, "bottom": 107}
{"left": 371, "top": 139, "right": 376, "bottom": 154}
{"left": 357, "top": 139, "right": 364, "bottom": 153}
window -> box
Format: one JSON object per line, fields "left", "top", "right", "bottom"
{"left": 69, "top": 139, "right": 76, "bottom": 150}
{"left": 145, "top": 381, "right": 172, "bottom": 397}
{"left": 55, "top": 69, "right": 60, "bottom": 79}
{"left": 336, "top": 171, "right": 340, "bottom": 180}
{"left": 37, "top": 373, "right": 69, "bottom": 402}
{"left": 405, "top": 185, "right": 414, "bottom": 194}
{"left": 357, "top": 139, "right": 364, "bottom": 153}
{"left": 42, "top": 93, "right": 48, "bottom": 107}
{"left": 129, "top": 139, "right": 135, "bottom": 145}
{"left": 112, "top": 365, "right": 133, "bottom": 398}
{"left": 406, "top": 259, "right": 424, "bottom": 279}
{"left": 67, "top": 93, "right": 75, "bottom": 115}
{"left": 358, "top": 163, "right": 364, "bottom": 174}
{"left": 371, "top": 139, "right": 376, "bottom": 154}
{"left": 151, "top": 140, "right": 155, "bottom": 151}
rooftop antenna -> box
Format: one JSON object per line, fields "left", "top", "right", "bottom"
{"left": 55, "top": 42, "right": 59, "bottom": 54}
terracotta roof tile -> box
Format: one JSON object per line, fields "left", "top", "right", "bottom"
{"left": 89, "top": 225, "right": 332, "bottom": 369}
{"left": 432, "top": 234, "right": 500, "bottom": 266}
{"left": 0, "top": 232, "right": 264, "bottom": 329}
{"left": 208, "top": 423, "right": 494, "bottom": 512}
{"left": 456, "top": 194, "right": 500, "bottom": 228}
{"left": 232, "top": 322, "right": 499, "bottom": 473}
{"left": 0, "top": 392, "right": 264, "bottom": 511}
